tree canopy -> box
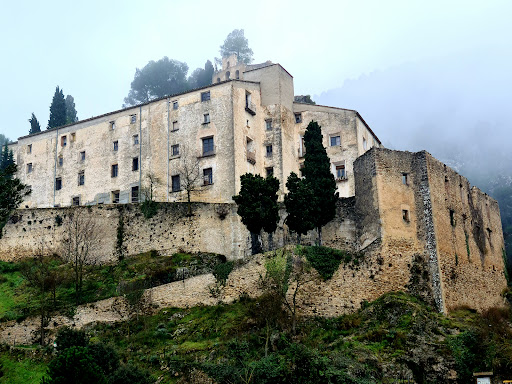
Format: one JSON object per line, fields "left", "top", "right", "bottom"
{"left": 0, "top": 134, "right": 8, "bottom": 147}
{"left": 233, "top": 173, "right": 280, "bottom": 254}
{"left": 29, "top": 113, "right": 41, "bottom": 134}
{"left": 48, "top": 86, "right": 67, "bottom": 129}
{"left": 302, "top": 120, "right": 339, "bottom": 244}
{"left": 284, "top": 172, "right": 315, "bottom": 242}
{"left": 65, "top": 95, "right": 78, "bottom": 124}
{"left": 188, "top": 60, "right": 215, "bottom": 89}
{"left": 219, "top": 29, "right": 253, "bottom": 64}
{"left": 123, "top": 57, "right": 189, "bottom": 107}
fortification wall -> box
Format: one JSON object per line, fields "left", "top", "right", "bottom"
{"left": 0, "top": 200, "right": 357, "bottom": 263}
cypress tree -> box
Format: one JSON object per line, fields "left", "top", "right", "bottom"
{"left": 29, "top": 113, "right": 41, "bottom": 134}
{"left": 48, "top": 86, "right": 67, "bottom": 129}
{"left": 65, "top": 95, "right": 78, "bottom": 124}
{"left": 302, "top": 120, "right": 339, "bottom": 245}
{"left": 284, "top": 172, "right": 315, "bottom": 243}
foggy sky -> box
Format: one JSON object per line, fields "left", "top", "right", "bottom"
{"left": 2, "top": 0, "right": 511, "bottom": 173}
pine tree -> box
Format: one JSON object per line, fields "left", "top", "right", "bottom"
{"left": 29, "top": 113, "right": 41, "bottom": 134}
{"left": 233, "top": 173, "right": 280, "bottom": 254}
{"left": 302, "top": 120, "right": 339, "bottom": 245}
{"left": 65, "top": 95, "right": 78, "bottom": 124}
{"left": 0, "top": 144, "right": 14, "bottom": 171}
{"left": 284, "top": 172, "right": 315, "bottom": 243}
{"left": 48, "top": 86, "right": 67, "bottom": 129}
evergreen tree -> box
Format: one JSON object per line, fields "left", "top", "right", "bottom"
{"left": 188, "top": 60, "right": 215, "bottom": 89}
{"left": 302, "top": 120, "right": 339, "bottom": 245}
{"left": 284, "top": 172, "right": 315, "bottom": 243}
{"left": 219, "top": 29, "right": 254, "bottom": 64}
{"left": 65, "top": 95, "right": 78, "bottom": 124}
{"left": 233, "top": 173, "right": 280, "bottom": 254}
{"left": 0, "top": 144, "right": 14, "bottom": 171}
{"left": 48, "top": 86, "right": 67, "bottom": 129}
{"left": 29, "top": 113, "right": 41, "bottom": 134}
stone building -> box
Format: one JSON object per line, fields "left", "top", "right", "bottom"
{"left": 9, "top": 55, "right": 381, "bottom": 208}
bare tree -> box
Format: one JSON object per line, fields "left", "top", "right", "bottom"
{"left": 62, "top": 209, "right": 99, "bottom": 305}
{"left": 173, "top": 146, "right": 209, "bottom": 216}
{"left": 140, "top": 172, "right": 161, "bottom": 218}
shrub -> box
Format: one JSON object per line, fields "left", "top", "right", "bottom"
{"left": 0, "top": 260, "right": 19, "bottom": 273}
{"left": 213, "top": 261, "right": 234, "bottom": 285}
{"left": 108, "top": 364, "right": 152, "bottom": 384}
{"left": 301, "top": 246, "right": 355, "bottom": 280}
{"left": 54, "top": 327, "right": 88, "bottom": 352}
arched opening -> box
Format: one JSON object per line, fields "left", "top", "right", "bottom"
{"left": 235, "top": 70, "right": 240, "bottom": 79}
{"left": 226, "top": 71, "right": 230, "bottom": 80}
{"left": 217, "top": 77, "right": 220, "bottom": 83}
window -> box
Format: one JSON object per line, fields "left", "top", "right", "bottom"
{"left": 449, "top": 209, "right": 455, "bottom": 227}
{"left": 80, "top": 151, "right": 86, "bottom": 161}
{"left": 201, "top": 91, "right": 210, "bottom": 102}
{"left": 130, "top": 114, "right": 137, "bottom": 124}
{"left": 71, "top": 133, "right": 76, "bottom": 142}
{"left": 72, "top": 196, "right": 80, "bottom": 206}
{"left": 402, "top": 173, "right": 408, "bottom": 185}
{"left": 216, "top": 77, "right": 220, "bottom": 83}
{"left": 266, "top": 167, "right": 274, "bottom": 177}
{"left": 113, "top": 141, "right": 118, "bottom": 151}
{"left": 110, "top": 121, "right": 115, "bottom": 130}
{"left": 172, "top": 175, "right": 181, "bottom": 192}
{"left": 112, "top": 190, "right": 120, "bottom": 204}
{"left": 78, "top": 171, "right": 85, "bottom": 186}
{"left": 133, "top": 134, "right": 139, "bottom": 145}
{"left": 299, "top": 162, "right": 305, "bottom": 177}
{"left": 336, "top": 164, "right": 346, "bottom": 180}
{"left": 132, "top": 157, "right": 139, "bottom": 171}
{"left": 266, "top": 145, "right": 273, "bottom": 157}
{"left": 294, "top": 113, "right": 302, "bottom": 123}
{"left": 55, "top": 178, "right": 62, "bottom": 191}
{"left": 61, "top": 136, "right": 67, "bottom": 147}
{"left": 402, "top": 209, "right": 410, "bottom": 223}
{"left": 265, "top": 119, "right": 272, "bottom": 130}
{"left": 226, "top": 71, "right": 230, "bottom": 80}
{"left": 203, "top": 168, "right": 213, "bottom": 185}
{"left": 245, "top": 92, "right": 251, "bottom": 108}
{"left": 27, "top": 144, "right": 32, "bottom": 154}
{"left": 27, "top": 163, "right": 33, "bottom": 173}
{"left": 58, "top": 156, "right": 63, "bottom": 167}
{"left": 131, "top": 186, "right": 139, "bottom": 203}
{"left": 111, "top": 164, "right": 118, "bottom": 178}
{"left": 363, "top": 137, "right": 367, "bottom": 150}
{"left": 172, "top": 121, "right": 179, "bottom": 131}
{"left": 299, "top": 135, "right": 306, "bottom": 157}
{"left": 235, "top": 70, "right": 240, "bottom": 79}
{"left": 171, "top": 144, "right": 180, "bottom": 157}
{"left": 330, "top": 135, "right": 341, "bottom": 146}
{"left": 202, "top": 136, "right": 214, "bottom": 156}
{"left": 172, "top": 101, "right": 178, "bottom": 110}
{"left": 203, "top": 113, "right": 210, "bottom": 124}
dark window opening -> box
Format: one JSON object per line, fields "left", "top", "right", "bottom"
{"left": 80, "top": 151, "right": 86, "bottom": 161}
{"left": 330, "top": 136, "right": 341, "bottom": 146}
{"left": 27, "top": 163, "right": 33, "bottom": 173}
{"left": 130, "top": 114, "right": 137, "bottom": 124}
{"left": 72, "top": 196, "right": 80, "bottom": 206}
{"left": 449, "top": 209, "right": 455, "bottom": 227}
{"left": 111, "top": 164, "right": 118, "bottom": 178}
{"left": 201, "top": 91, "right": 210, "bottom": 102}
{"left": 402, "top": 209, "right": 410, "bottom": 223}
{"left": 172, "top": 175, "right": 181, "bottom": 192}
{"left": 202, "top": 137, "right": 214, "bottom": 156}
{"left": 78, "top": 171, "right": 84, "bottom": 186}
{"left": 203, "top": 113, "right": 210, "bottom": 124}
{"left": 113, "top": 141, "right": 118, "bottom": 151}
{"left": 336, "top": 164, "right": 346, "bottom": 180}
{"left": 171, "top": 144, "right": 180, "bottom": 157}
{"left": 131, "top": 186, "right": 139, "bottom": 203}
{"left": 266, "top": 167, "right": 274, "bottom": 178}
{"left": 61, "top": 136, "right": 67, "bottom": 147}
{"left": 55, "top": 178, "right": 62, "bottom": 191}
{"left": 112, "top": 190, "right": 120, "bottom": 204}
{"left": 235, "top": 70, "right": 240, "bottom": 79}
{"left": 203, "top": 168, "right": 213, "bottom": 185}
{"left": 294, "top": 113, "right": 302, "bottom": 123}
{"left": 265, "top": 119, "right": 272, "bottom": 130}
{"left": 402, "top": 173, "right": 408, "bottom": 185}
{"left": 226, "top": 71, "right": 230, "bottom": 80}
{"left": 132, "top": 157, "right": 139, "bottom": 171}
{"left": 173, "top": 101, "right": 178, "bottom": 110}
{"left": 266, "top": 145, "right": 273, "bottom": 157}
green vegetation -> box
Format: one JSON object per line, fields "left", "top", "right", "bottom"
{"left": 300, "top": 245, "right": 362, "bottom": 280}
{"left": 213, "top": 261, "right": 234, "bottom": 285}
{"left": 0, "top": 348, "right": 47, "bottom": 384}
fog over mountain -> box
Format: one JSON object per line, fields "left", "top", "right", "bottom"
{"left": 316, "top": 47, "right": 512, "bottom": 186}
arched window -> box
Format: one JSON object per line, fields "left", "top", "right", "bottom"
{"left": 217, "top": 77, "right": 220, "bottom": 83}
{"left": 235, "top": 70, "right": 240, "bottom": 79}
{"left": 226, "top": 71, "right": 230, "bottom": 80}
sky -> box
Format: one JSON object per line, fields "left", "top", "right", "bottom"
{"left": 2, "top": 0, "right": 512, "bottom": 177}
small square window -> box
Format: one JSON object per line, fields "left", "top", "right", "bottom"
{"left": 172, "top": 175, "right": 181, "bottom": 192}
{"left": 61, "top": 136, "right": 67, "bottom": 147}
{"left": 203, "top": 113, "right": 210, "bottom": 124}
{"left": 265, "top": 119, "right": 272, "bottom": 130}
{"left": 201, "top": 91, "right": 210, "bottom": 102}
{"left": 27, "top": 144, "right": 32, "bottom": 154}
{"left": 132, "top": 157, "right": 139, "bottom": 171}
{"left": 27, "top": 163, "right": 33, "bottom": 173}
{"left": 330, "top": 135, "right": 341, "bottom": 146}
{"left": 266, "top": 145, "right": 273, "bottom": 157}
{"left": 171, "top": 144, "right": 180, "bottom": 157}
{"left": 130, "top": 114, "right": 137, "bottom": 124}
{"left": 131, "top": 186, "right": 139, "bottom": 203}
{"left": 110, "top": 121, "right": 115, "bottom": 130}
{"left": 172, "top": 101, "right": 179, "bottom": 110}
{"left": 72, "top": 196, "right": 80, "bottom": 206}
{"left": 112, "top": 190, "right": 120, "bottom": 204}
{"left": 266, "top": 167, "right": 274, "bottom": 178}
{"left": 133, "top": 134, "right": 139, "bottom": 145}
{"left": 203, "top": 168, "right": 213, "bottom": 185}
{"left": 58, "top": 156, "right": 63, "bottom": 167}
{"left": 78, "top": 171, "right": 85, "bottom": 186}
{"left": 111, "top": 164, "right": 118, "bottom": 178}
{"left": 294, "top": 113, "right": 302, "bottom": 124}
{"left": 55, "top": 178, "right": 62, "bottom": 191}
{"left": 402, "top": 209, "right": 410, "bottom": 223}
{"left": 172, "top": 121, "right": 179, "bottom": 131}
{"left": 202, "top": 137, "right": 214, "bottom": 156}
{"left": 402, "top": 173, "right": 408, "bottom": 185}
{"left": 113, "top": 141, "right": 118, "bottom": 151}
{"left": 80, "top": 151, "right": 86, "bottom": 161}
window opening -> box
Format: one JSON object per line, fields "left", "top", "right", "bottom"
{"left": 203, "top": 113, "right": 210, "bottom": 124}
{"left": 27, "top": 163, "right": 33, "bottom": 173}
{"left": 336, "top": 164, "right": 346, "bottom": 180}
{"left": 172, "top": 121, "right": 179, "bottom": 131}
{"left": 113, "top": 141, "right": 118, "bottom": 151}
{"left": 235, "top": 70, "right": 240, "bottom": 79}
{"left": 132, "top": 157, "right": 139, "bottom": 171}
{"left": 55, "top": 178, "right": 62, "bottom": 191}
{"left": 202, "top": 137, "right": 214, "bottom": 156}
{"left": 363, "top": 137, "right": 367, "bottom": 150}
{"left": 226, "top": 71, "right": 230, "bottom": 80}
{"left": 61, "top": 136, "right": 67, "bottom": 147}
{"left": 78, "top": 171, "right": 85, "bottom": 186}
{"left": 402, "top": 209, "right": 410, "bottom": 223}
{"left": 72, "top": 196, "right": 80, "bottom": 206}
{"left": 265, "top": 119, "right": 272, "bottom": 130}
{"left": 171, "top": 144, "right": 180, "bottom": 157}
{"left": 111, "top": 164, "right": 118, "bottom": 178}
{"left": 201, "top": 91, "right": 210, "bottom": 102}
{"left": 294, "top": 113, "right": 302, "bottom": 123}
{"left": 112, "top": 190, "right": 120, "bottom": 204}
{"left": 266, "top": 167, "right": 274, "bottom": 178}
{"left": 449, "top": 209, "right": 455, "bottom": 227}
{"left": 330, "top": 135, "right": 341, "bottom": 146}
{"left": 173, "top": 101, "right": 178, "bottom": 110}
{"left": 402, "top": 173, "right": 408, "bottom": 185}
{"left": 110, "top": 121, "right": 115, "bottom": 130}
{"left": 172, "top": 175, "right": 181, "bottom": 192}
{"left": 80, "top": 151, "right": 86, "bottom": 161}
{"left": 130, "top": 114, "right": 137, "bottom": 124}
{"left": 203, "top": 168, "right": 213, "bottom": 185}
{"left": 27, "top": 144, "right": 32, "bottom": 154}
{"left": 58, "top": 156, "right": 63, "bottom": 167}
{"left": 266, "top": 145, "right": 273, "bottom": 157}
{"left": 133, "top": 134, "right": 139, "bottom": 145}
{"left": 131, "top": 186, "right": 139, "bottom": 203}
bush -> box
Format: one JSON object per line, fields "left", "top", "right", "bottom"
{"left": 108, "top": 364, "right": 152, "bottom": 384}
{"left": 87, "top": 342, "right": 119, "bottom": 376}
{"left": 301, "top": 246, "right": 355, "bottom": 280}
{"left": 0, "top": 260, "right": 19, "bottom": 273}
{"left": 55, "top": 327, "right": 88, "bottom": 352}
{"left": 213, "top": 261, "right": 234, "bottom": 285}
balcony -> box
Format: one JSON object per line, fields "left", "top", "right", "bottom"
{"left": 247, "top": 150, "right": 256, "bottom": 165}
{"left": 336, "top": 171, "right": 348, "bottom": 182}
{"left": 245, "top": 101, "right": 256, "bottom": 116}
